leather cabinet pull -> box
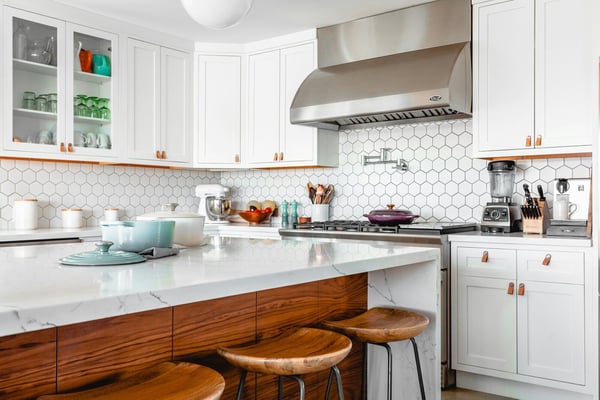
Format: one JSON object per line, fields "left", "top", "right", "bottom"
{"left": 273, "top": 152, "right": 278, "bottom": 161}
{"left": 67, "top": 143, "right": 74, "bottom": 152}
{"left": 542, "top": 253, "right": 551, "bottom": 266}
{"left": 507, "top": 282, "right": 515, "bottom": 295}
{"left": 525, "top": 136, "right": 532, "bottom": 147}
{"left": 535, "top": 135, "right": 542, "bottom": 146}
{"left": 481, "top": 250, "right": 489, "bottom": 263}
{"left": 234, "top": 154, "right": 240, "bottom": 163}
{"left": 279, "top": 152, "right": 284, "bottom": 161}
{"left": 60, "top": 142, "right": 66, "bottom": 152}
{"left": 161, "top": 151, "right": 166, "bottom": 159}
{"left": 517, "top": 283, "right": 525, "bottom": 296}
{"left": 156, "top": 150, "right": 161, "bottom": 159}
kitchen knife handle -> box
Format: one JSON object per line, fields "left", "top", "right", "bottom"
{"left": 537, "top": 184, "right": 545, "bottom": 201}
{"left": 517, "top": 283, "right": 525, "bottom": 296}
{"left": 507, "top": 282, "right": 515, "bottom": 295}
{"left": 481, "top": 250, "right": 489, "bottom": 263}
{"left": 525, "top": 136, "right": 532, "bottom": 147}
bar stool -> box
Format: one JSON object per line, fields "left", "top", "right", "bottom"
{"left": 322, "top": 307, "right": 429, "bottom": 400}
{"left": 217, "top": 327, "right": 352, "bottom": 400}
{"left": 38, "top": 361, "right": 225, "bottom": 400}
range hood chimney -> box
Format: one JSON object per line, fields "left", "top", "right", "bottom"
{"left": 290, "top": 0, "right": 472, "bottom": 131}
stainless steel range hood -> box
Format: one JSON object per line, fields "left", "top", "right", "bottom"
{"left": 290, "top": 0, "right": 472, "bottom": 131}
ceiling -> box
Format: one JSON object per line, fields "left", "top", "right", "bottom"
{"left": 53, "top": 0, "right": 432, "bottom": 43}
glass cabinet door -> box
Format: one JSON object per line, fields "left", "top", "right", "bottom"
{"left": 66, "top": 24, "right": 117, "bottom": 158}
{"left": 3, "top": 8, "right": 65, "bottom": 154}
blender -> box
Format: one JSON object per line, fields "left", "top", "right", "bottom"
{"left": 480, "top": 161, "right": 522, "bottom": 233}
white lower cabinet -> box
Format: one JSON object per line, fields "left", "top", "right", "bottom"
{"left": 127, "top": 38, "right": 192, "bottom": 166}
{"left": 451, "top": 240, "right": 592, "bottom": 394}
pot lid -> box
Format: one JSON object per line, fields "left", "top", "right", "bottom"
{"left": 139, "top": 203, "right": 203, "bottom": 219}
{"left": 366, "top": 205, "right": 414, "bottom": 216}
{"left": 60, "top": 241, "right": 146, "bottom": 266}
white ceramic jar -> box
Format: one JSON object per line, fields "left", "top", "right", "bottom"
{"left": 13, "top": 198, "right": 38, "bottom": 230}
{"left": 104, "top": 207, "right": 120, "bottom": 222}
{"left": 62, "top": 208, "right": 83, "bottom": 228}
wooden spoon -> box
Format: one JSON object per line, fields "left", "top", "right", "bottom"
{"left": 323, "top": 184, "right": 334, "bottom": 204}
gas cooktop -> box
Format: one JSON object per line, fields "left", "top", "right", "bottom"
{"left": 279, "top": 220, "right": 478, "bottom": 236}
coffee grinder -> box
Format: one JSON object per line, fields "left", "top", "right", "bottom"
{"left": 480, "top": 160, "right": 522, "bottom": 233}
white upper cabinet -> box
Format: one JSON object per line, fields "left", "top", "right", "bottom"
{"left": 127, "top": 38, "right": 192, "bottom": 166}
{"left": 2, "top": 7, "right": 118, "bottom": 161}
{"left": 245, "top": 41, "right": 338, "bottom": 167}
{"left": 472, "top": 0, "right": 594, "bottom": 158}
{"left": 195, "top": 54, "right": 242, "bottom": 167}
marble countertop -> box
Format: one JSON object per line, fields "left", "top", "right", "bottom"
{"left": 0, "top": 227, "right": 102, "bottom": 243}
{"left": 0, "top": 235, "right": 439, "bottom": 336}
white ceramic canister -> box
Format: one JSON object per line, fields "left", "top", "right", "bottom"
{"left": 104, "top": 207, "right": 120, "bottom": 222}
{"left": 13, "top": 198, "right": 38, "bottom": 230}
{"left": 62, "top": 208, "right": 83, "bottom": 228}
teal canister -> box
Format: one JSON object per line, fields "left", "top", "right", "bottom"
{"left": 291, "top": 200, "right": 298, "bottom": 225}
{"left": 281, "top": 200, "right": 289, "bottom": 227}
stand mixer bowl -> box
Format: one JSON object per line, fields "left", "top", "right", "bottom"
{"left": 205, "top": 196, "right": 231, "bottom": 221}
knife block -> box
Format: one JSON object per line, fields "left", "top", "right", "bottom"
{"left": 522, "top": 200, "right": 547, "bottom": 234}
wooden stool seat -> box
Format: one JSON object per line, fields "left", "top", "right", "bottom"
{"left": 38, "top": 362, "right": 225, "bottom": 400}
{"left": 322, "top": 307, "right": 430, "bottom": 400}
{"left": 322, "top": 307, "right": 429, "bottom": 343}
{"left": 217, "top": 327, "right": 352, "bottom": 376}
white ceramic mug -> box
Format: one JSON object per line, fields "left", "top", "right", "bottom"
{"left": 37, "top": 130, "right": 52, "bottom": 145}
{"left": 554, "top": 199, "right": 577, "bottom": 220}
{"left": 73, "top": 131, "right": 86, "bottom": 147}
{"left": 84, "top": 132, "right": 98, "bottom": 148}
{"left": 97, "top": 132, "right": 111, "bottom": 149}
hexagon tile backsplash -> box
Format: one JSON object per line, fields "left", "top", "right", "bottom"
{"left": 221, "top": 119, "right": 591, "bottom": 221}
{"left": 0, "top": 119, "right": 592, "bottom": 229}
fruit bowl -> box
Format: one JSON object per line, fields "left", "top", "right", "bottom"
{"left": 238, "top": 210, "right": 273, "bottom": 225}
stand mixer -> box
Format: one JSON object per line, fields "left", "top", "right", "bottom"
{"left": 480, "top": 160, "right": 522, "bottom": 233}
{"left": 195, "top": 184, "right": 231, "bottom": 224}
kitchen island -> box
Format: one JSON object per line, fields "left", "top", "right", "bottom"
{"left": 0, "top": 235, "right": 440, "bottom": 399}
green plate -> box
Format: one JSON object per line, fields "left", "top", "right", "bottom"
{"left": 60, "top": 241, "right": 146, "bottom": 266}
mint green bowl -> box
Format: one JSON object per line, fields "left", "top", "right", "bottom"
{"left": 101, "top": 220, "right": 175, "bottom": 252}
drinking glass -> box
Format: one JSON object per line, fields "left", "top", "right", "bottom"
{"left": 98, "top": 98, "right": 111, "bottom": 120}
{"left": 76, "top": 95, "right": 89, "bottom": 117}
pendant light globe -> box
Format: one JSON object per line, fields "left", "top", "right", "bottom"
{"left": 180, "top": 0, "right": 253, "bottom": 29}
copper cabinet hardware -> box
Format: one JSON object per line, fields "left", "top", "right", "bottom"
{"left": 525, "top": 136, "right": 532, "bottom": 147}
{"left": 161, "top": 151, "right": 166, "bottom": 159}
{"left": 156, "top": 150, "right": 161, "bottom": 159}
{"left": 279, "top": 152, "right": 284, "bottom": 161}
{"left": 481, "top": 250, "right": 489, "bottom": 263}
{"left": 542, "top": 254, "right": 552, "bottom": 266}
{"left": 273, "top": 152, "right": 278, "bottom": 161}
{"left": 67, "top": 143, "right": 74, "bottom": 152}
{"left": 234, "top": 154, "right": 240, "bottom": 163}
{"left": 517, "top": 283, "right": 525, "bottom": 296}
{"left": 60, "top": 142, "right": 66, "bottom": 152}
{"left": 535, "top": 135, "right": 542, "bottom": 146}
{"left": 507, "top": 282, "right": 515, "bottom": 295}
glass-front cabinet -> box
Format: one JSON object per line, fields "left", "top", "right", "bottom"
{"left": 2, "top": 7, "right": 118, "bottom": 161}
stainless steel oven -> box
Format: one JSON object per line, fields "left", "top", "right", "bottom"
{"left": 279, "top": 220, "right": 477, "bottom": 389}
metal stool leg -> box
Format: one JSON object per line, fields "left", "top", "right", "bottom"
{"left": 410, "top": 337, "right": 426, "bottom": 400}
{"left": 371, "top": 342, "right": 392, "bottom": 400}
{"left": 278, "top": 376, "right": 284, "bottom": 400}
{"left": 285, "top": 375, "right": 306, "bottom": 400}
{"left": 236, "top": 370, "right": 247, "bottom": 400}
